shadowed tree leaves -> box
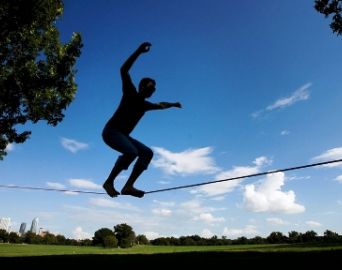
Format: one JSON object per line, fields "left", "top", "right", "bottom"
{"left": 92, "top": 228, "right": 117, "bottom": 248}
{"left": 315, "top": 0, "right": 342, "bottom": 35}
{"left": 0, "top": 0, "right": 82, "bottom": 159}
{"left": 114, "top": 223, "right": 136, "bottom": 248}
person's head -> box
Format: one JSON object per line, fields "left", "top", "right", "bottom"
{"left": 138, "top": 77, "right": 156, "bottom": 98}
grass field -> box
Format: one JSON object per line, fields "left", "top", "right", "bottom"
{"left": 1, "top": 242, "right": 342, "bottom": 256}
{"left": 1, "top": 243, "right": 341, "bottom": 266}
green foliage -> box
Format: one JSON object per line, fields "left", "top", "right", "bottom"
{"left": 0, "top": 229, "right": 9, "bottom": 242}
{"left": 92, "top": 228, "right": 116, "bottom": 247}
{"left": 266, "top": 231, "right": 287, "bottom": 244}
{"left": 103, "top": 235, "right": 118, "bottom": 248}
{"left": 114, "top": 223, "right": 136, "bottom": 248}
{"left": 136, "top": 234, "right": 149, "bottom": 245}
{"left": 315, "top": 0, "right": 342, "bottom": 35}
{"left": 0, "top": 0, "right": 82, "bottom": 159}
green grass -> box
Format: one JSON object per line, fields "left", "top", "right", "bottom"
{"left": 1, "top": 243, "right": 342, "bottom": 257}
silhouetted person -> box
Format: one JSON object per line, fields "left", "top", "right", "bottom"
{"left": 102, "top": 42, "right": 182, "bottom": 198}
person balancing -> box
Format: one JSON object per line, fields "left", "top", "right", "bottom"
{"left": 102, "top": 42, "right": 182, "bottom": 198}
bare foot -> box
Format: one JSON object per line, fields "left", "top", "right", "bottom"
{"left": 103, "top": 181, "right": 120, "bottom": 197}
{"left": 121, "top": 186, "right": 145, "bottom": 198}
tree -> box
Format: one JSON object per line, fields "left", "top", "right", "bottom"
{"left": 323, "top": 229, "right": 341, "bottom": 242}
{"left": 266, "top": 231, "right": 287, "bottom": 244}
{"left": 288, "top": 231, "right": 300, "bottom": 243}
{"left": 103, "top": 235, "right": 118, "bottom": 248}
{"left": 0, "top": 0, "right": 82, "bottom": 159}
{"left": 315, "top": 0, "right": 342, "bottom": 35}
{"left": 0, "top": 229, "right": 9, "bottom": 243}
{"left": 8, "top": 232, "right": 21, "bottom": 243}
{"left": 92, "top": 228, "right": 116, "bottom": 247}
{"left": 114, "top": 223, "right": 136, "bottom": 248}
{"left": 136, "top": 234, "right": 149, "bottom": 245}
{"left": 302, "top": 230, "right": 318, "bottom": 242}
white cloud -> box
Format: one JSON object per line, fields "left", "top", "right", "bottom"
{"left": 152, "top": 200, "right": 176, "bottom": 207}
{"left": 223, "top": 225, "right": 258, "bottom": 239}
{"left": 194, "top": 213, "right": 225, "bottom": 224}
{"left": 63, "top": 191, "right": 79, "bottom": 196}
{"left": 201, "top": 229, "right": 214, "bottom": 238}
{"left": 306, "top": 220, "right": 322, "bottom": 228}
{"left": 68, "top": 178, "right": 102, "bottom": 190}
{"left": 89, "top": 198, "right": 139, "bottom": 211}
{"left": 144, "top": 231, "right": 160, "bottom": 240}
{"left": 72, "top": 226, "right": 91, "bottom": 240}
{"left": 252, "top": 83, "right": 311, "bottom": 118}
{"left": 335, "top": 175, "right": 342, "bottom": 183}
{"left": 266, "top": 217, "right": 288, "bottom": 226}
{"left": 266, "top": 83, "right": 311, "bottom": 111}
{"left": 61, "top": 137, "right": 88, "bottom": 153}
{"left": 152, "top": 146, "right": 220, "bottom": 176}
{"left": 281, "top": 130, "right": 290, "bottom": 136}
{"left": 152, "top": 208, "right": 172, "bottom": 216}
{"left": 5, "top": 143, "right": 14, "bottom": 152}
{"left": 312, "top": 147, "right": 342, "bottom": 168}
{"left": 253, "top": 156, "right": 272, "bottom": 167}
{"left": 179, "top": 200, "right": 225, "bottom": 216}
{"left": 180, "top": 200, "right": 202, "bottom": 212}
{"left": 242, "top": 172, "right": 305, "bottom": 214}
{"left": 196, "top": 156, "right": 271, "bottom": 196}
{"left": 46, "top": 182, "right": 65, "bottom": 189}
{"left": 46, "top": 182, "right": 78, "bottom": 195}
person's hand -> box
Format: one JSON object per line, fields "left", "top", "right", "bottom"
{"left": 138, "top": 42, "right": 151, "bottom": 53}
{"left": 173, "top": 102, "right": 182, "bottom": 108}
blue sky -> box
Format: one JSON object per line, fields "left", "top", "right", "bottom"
{"left": 1, "top": 0, "right": 342, "bottom": 240}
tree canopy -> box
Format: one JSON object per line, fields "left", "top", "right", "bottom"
{"left": 0, "top": 0, "right": 82, "bottom": 159}
{"left": 315, "top": 0, "right": 342, "bottom": 35}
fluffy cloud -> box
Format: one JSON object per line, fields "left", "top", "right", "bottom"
{"left": 68, "top": 178, "right": 102, "bottom": 189}
{"left": 223, "top": 225, "right": 258, "bottom": 239}
{"left": 242, "top": 172, "right": 305, "bottom": 214}
{"left": 194, "top": 213, "right": 225, "bottom": 224}
{"left": 335, "top": 175, "right": 342, "bottom": 183}
{"left": 152, "top": 146, "right": 220, "bottom": 175}
{"left": 72, "top": 226, "right": 91, "bottom": 240}
{"left": 266, "top": 217, "right": 288, "bottom": 226}
{"left": 152, "top": 208, "right": 173, "bottom": 216}
{"left": 306, "top": 220, "right": 322, "bottom": 228}
{"left": 46, "top": 182, "right": 65, "bottom": 189}
{"left": 201, "top": 229, "right": 214, "bottom": 238}
{"left": 196, "top": 156, "right": 271, "bottom": 196}
{"left": 312, "top": 147, "right": 342, "bottom": 168}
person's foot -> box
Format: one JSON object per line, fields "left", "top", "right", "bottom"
{"left": 121, "top": 186, "right": 145, "bottom": 198}
{"left": 103, "top": 181, "right": 120, "bottom": 197}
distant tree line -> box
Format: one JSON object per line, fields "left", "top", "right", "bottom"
{"left": 150, "top": 230, "right": 342, "bottom": 246}
{"left": 1, "top": 224, "right": 342, "bottom": 248}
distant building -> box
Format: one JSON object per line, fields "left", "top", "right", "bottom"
{"left": 19, "top": 223, "right": 27, "bottom": 235}
{"left": 0, "top": 217, "right": 11, "bottom": 232}
{"left": 30, "top": 217, "right": 39, "bottom": 234}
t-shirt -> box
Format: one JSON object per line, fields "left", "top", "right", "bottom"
{"left": 105, "top": 73, "right": 156, "bottom": 135}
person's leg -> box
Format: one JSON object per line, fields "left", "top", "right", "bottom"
{"left": 121, "top": 138, "right": 153, "bottom": 198}
{"left": 102, "top": 128, "right": 138, "bottom": 197}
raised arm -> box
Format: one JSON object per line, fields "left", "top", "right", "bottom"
{"left": 120, "top": 42, "right": 151, "bottom": 76}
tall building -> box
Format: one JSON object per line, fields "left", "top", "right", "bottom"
{"left": 30, "top": 217, "right": 39, "bottom": 234}
{"left": 19, "top": 222, "right": 27, "bottom": 235}
{"left": 0, "top": 217, "right": 11, "bottom": 232}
